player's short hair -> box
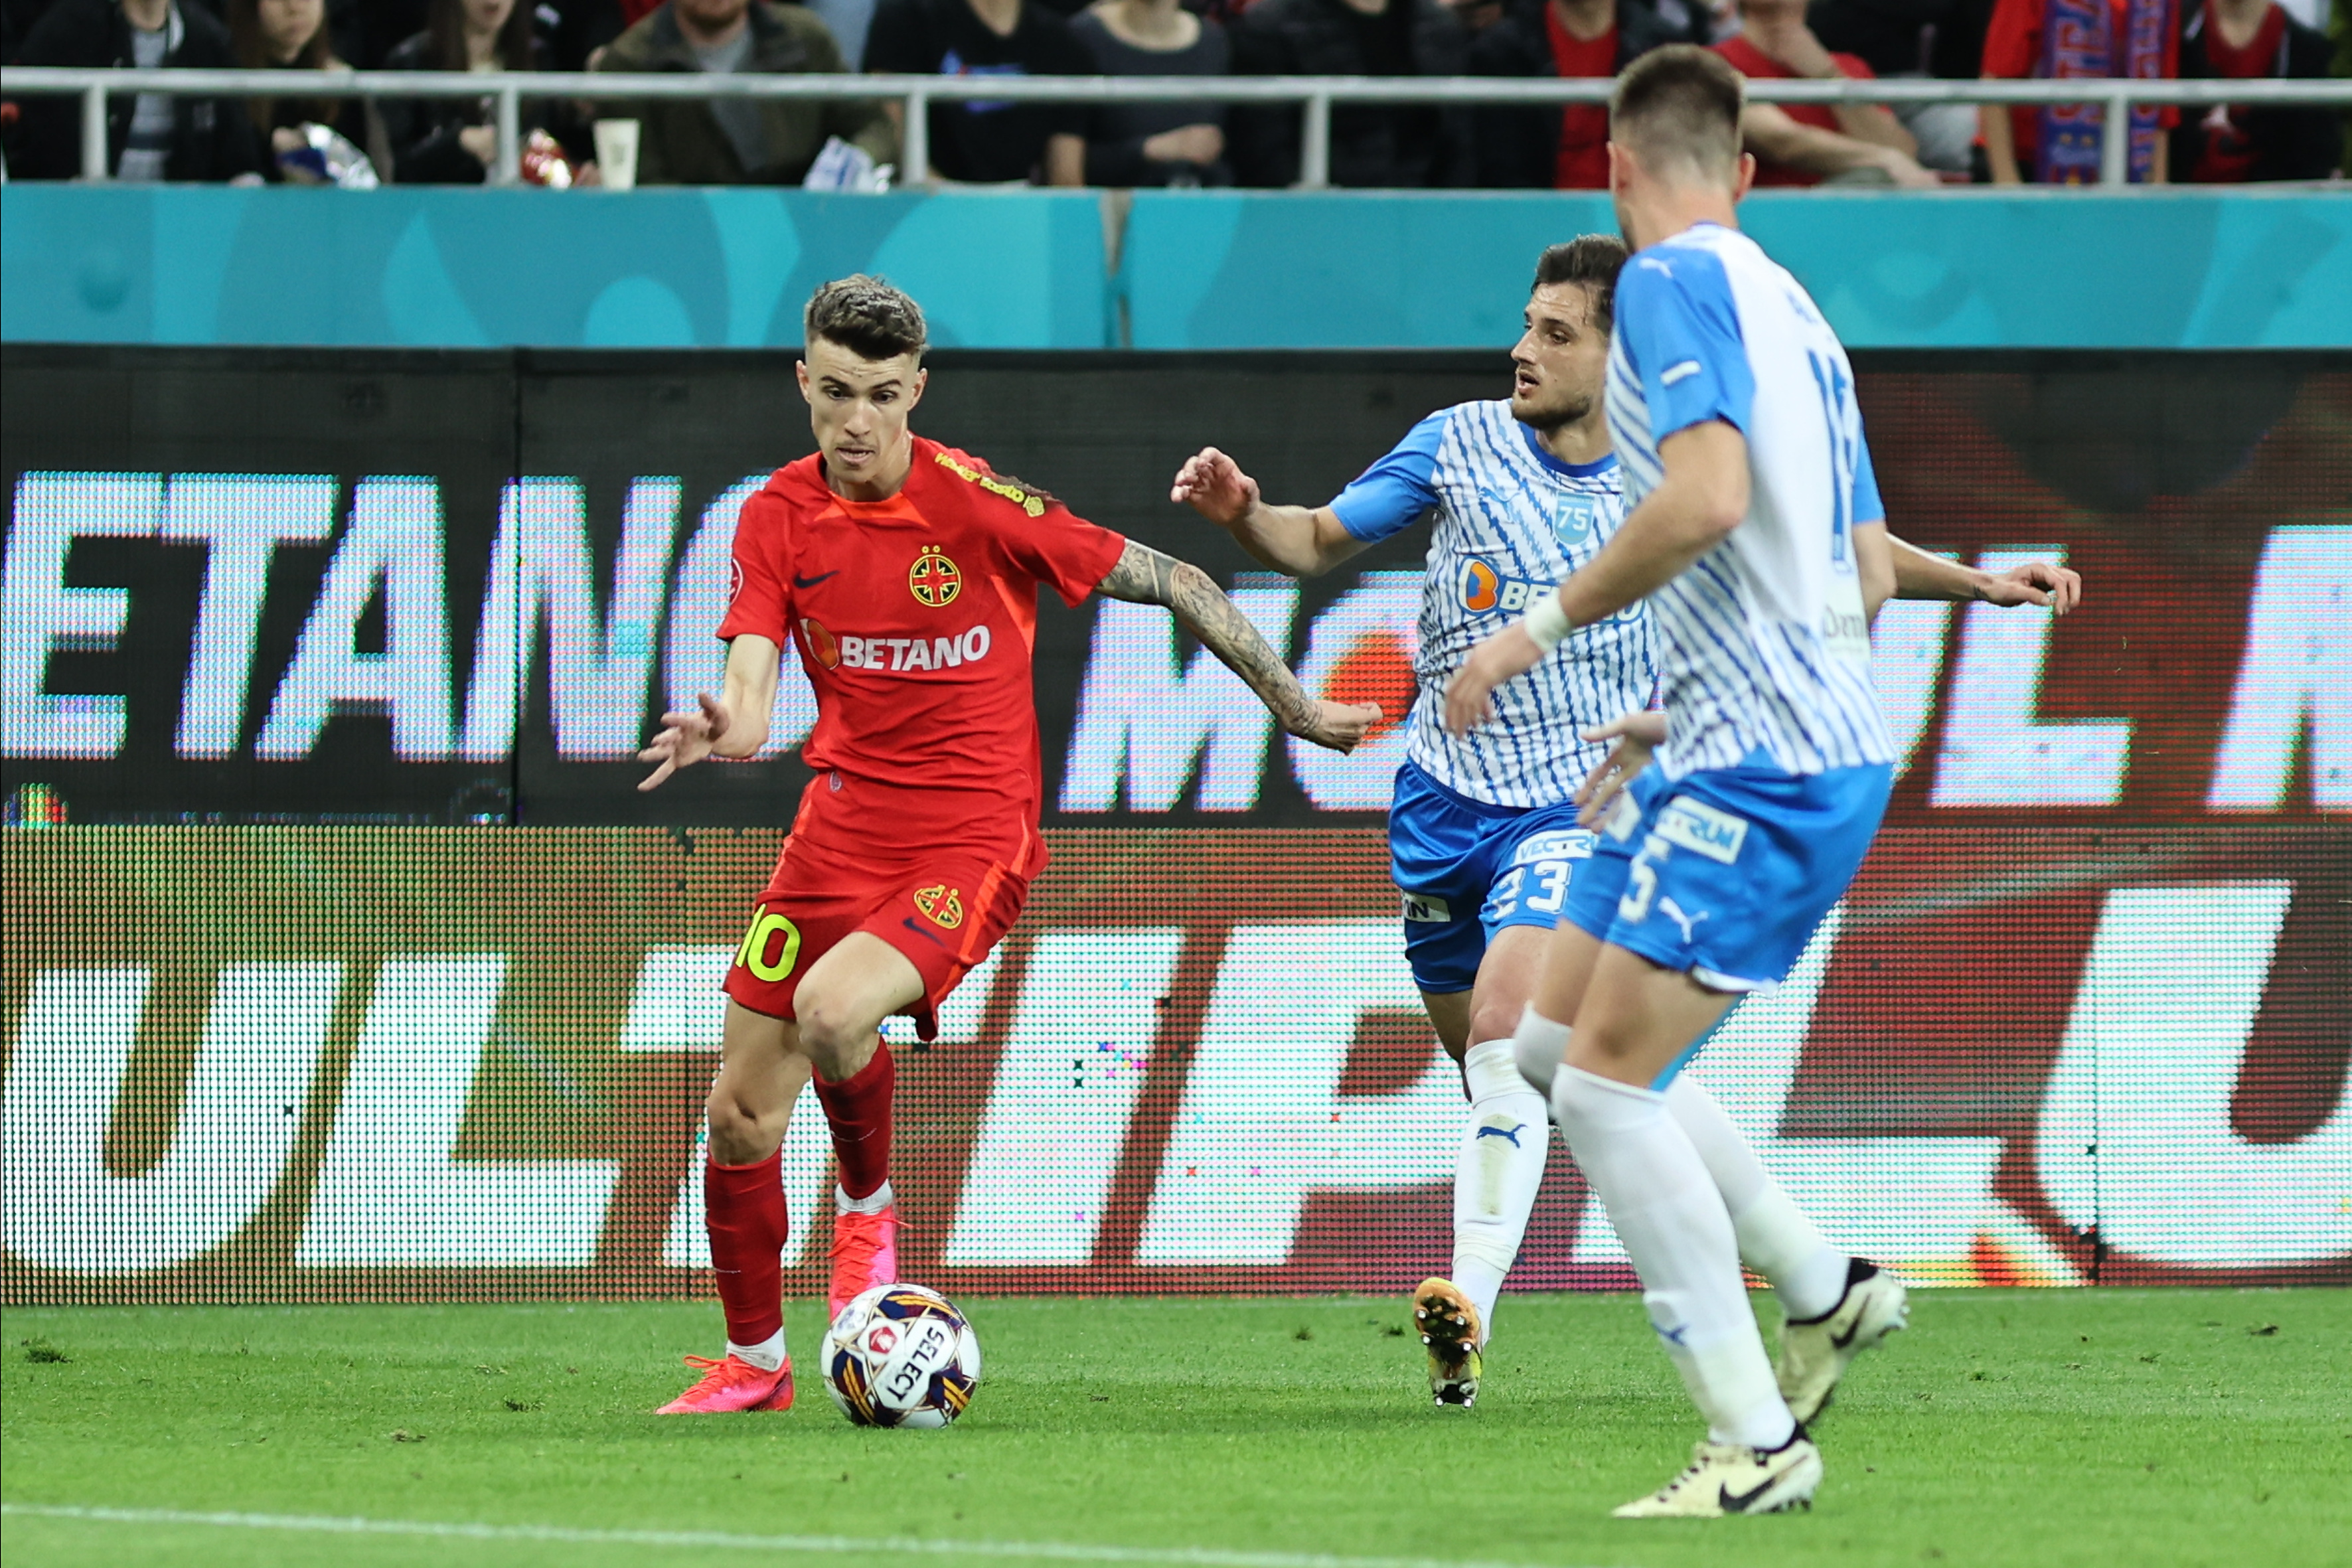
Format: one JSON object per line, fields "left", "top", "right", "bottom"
{"left": 1610, "top": 45, "right": 1745, "bottom": 187}
{"left": 804, "top": 275, "right": 927, "bottom": 363}
{"left": 1532, "top": 235, "right": 1630, "bottom": 331}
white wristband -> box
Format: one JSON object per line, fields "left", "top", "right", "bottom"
{"left": 1520, "top": 590, "right": 1572, "bottom": 653}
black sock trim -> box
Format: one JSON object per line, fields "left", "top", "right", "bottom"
{"left": 1784, "top": 1257, "right": 1880, "bottom": 1327}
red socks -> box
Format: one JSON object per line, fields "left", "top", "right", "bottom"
{"left": 813, "top": 1044, "right": 895, "bottom": 1201}
{"left": 704, "top": 1151, "right": 789, "bottom": 1346}
{"left": 701, "top": 1046, "right": 892, "bottom": 1345}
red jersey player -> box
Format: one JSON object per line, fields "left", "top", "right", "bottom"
{"left": 636, "top": 277, "right": 1379, "bottom": 1414}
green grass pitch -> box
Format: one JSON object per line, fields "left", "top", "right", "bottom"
{"left": 5, "top": 1290, "right": 2347, "bottom": 1568}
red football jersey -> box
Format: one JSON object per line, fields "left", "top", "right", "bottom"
{"left": 717, "top": 437, "right": 1128, "bottom": 869}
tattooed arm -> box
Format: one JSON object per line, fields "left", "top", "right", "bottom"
{"left": 1095, "top": 540, "right": 1380, "bottom": 754}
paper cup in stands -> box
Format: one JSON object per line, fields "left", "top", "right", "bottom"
{"left": 593, "top": 119, "right": 640, "bottom": 191}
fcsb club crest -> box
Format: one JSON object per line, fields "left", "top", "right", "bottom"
{"left": 909, "top": 546, "right": 961, "bottom": 607}
{"left": 913, "top": 883, "right": 965, "bottom": 929}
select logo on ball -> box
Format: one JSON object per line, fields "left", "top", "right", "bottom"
{"left": 823, "top": 1283, "right": 982, "bottom": 1429}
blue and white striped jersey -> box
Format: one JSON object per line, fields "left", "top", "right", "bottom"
{"left": 1604, "top": 223, "right": 1895, "bottom": 780}
{"left": 1330, "top": 399, "right": 1655, "bottom": 809}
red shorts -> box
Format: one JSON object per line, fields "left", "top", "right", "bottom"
{"left": 722, "top": 832, "right": 1030, "bottom": 1040}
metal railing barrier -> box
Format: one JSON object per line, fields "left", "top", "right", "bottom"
{"left": 4, "top": 66, "right": 2349, "bottom": 191}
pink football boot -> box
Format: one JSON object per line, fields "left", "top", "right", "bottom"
{"left": 827, "top": 1205, "right": 900, "bottom": 1318}
{"left": 654, "top": 1354, "right": 793, "bottom": 1414}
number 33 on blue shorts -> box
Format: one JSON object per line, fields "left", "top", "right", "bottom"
{"left": 1390, "top": 761, "right": 1597, "bottom": 994}
{"left": 1562, "top": 753, "right": 1894, "bottom": 994}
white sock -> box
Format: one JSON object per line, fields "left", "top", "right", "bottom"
{"left": 728, "top": 1330, "right": 785, "bottom": 1372}
{"left": 1665, "top": 1076, "right": 1850, "bottom": 1321}
{"left": 1451, "top": 1039, "right": 1549, "bottom": 1340}
{"left": 1510, "top": 1004, "right": 1572, "bottom": 1099}
{"left": 1553, "top": 1061, "right": 1796, "bottom": 1450}
{"left": 836, "top": 1179, "right": 895, "bottom": 1215}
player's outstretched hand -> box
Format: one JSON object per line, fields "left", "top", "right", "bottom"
{"left": 637, "top": 692, "right": 731, "bottom": 792}
{"left": 1981, "top": 558, "right": 2082, "bottom": 614}
{"left": 1443, "top": 625, "right": 1543, "bottom": 736}
{"left": 1169, "top": 447, "right": 1260, "bottom": 528}
{"left": 1290, "top": 699, "right": 1383, "bottom": 754}
{"left": 1574, "top": 709, "right": 1670, "bottom": 826}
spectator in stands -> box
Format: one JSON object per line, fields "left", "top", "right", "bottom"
{"left": 308, "top": 0, "right": 366, "bottom": 65}
{"left": 346, "top": 0, "right": 427, "bottom": 67}
{"left": 1802, "top": 0, "right": 1938, "bottom": 72}
{"left": 807, "top": 0, "right": 879, "bottom": 65}
{"left": 2171, "top": 0, "right": 2337, "bottom": 179}
{"left": 1467, "top": 0, "right": 1687, "bottom": 189}
{"left": 864, "top": 0, "right": 1088, "bottom": 184}
{"left": 1979, "top": 0, "right": 2179, "bottom": 182}
{"left": 593, "top": 0, "right": 893, "bottom": 181}
{"left": 381, "top": 0, "right": 566, "bottom": 181}
{"left": 1447, "top": 0, "right": 1510, "bottom": 34}
{"left": 1071, "top": 0, "right": 1233, "bottom": 186}
{"left": 226, "top": 0, "right": 372, "bottom": 177}
{"left": 1229, "top": 0, "right": 1472, "bottom": 187}
{"left": 1715, "top": 0, "right": 1940, "bottom": 182}
{"left": 1802, "top": 0, "right": 1982, "bottom": 170}
{"left": 6, "top": 0, "right": 58, "bottom": 62}
{"left": 12, "top": 0, "right": 264, "bottom": 179}
{"left": 541, "top": 1, "right": 634, "bottom": 70}
{"left": 572, "top": 0, "right": 873, "bottom": 70}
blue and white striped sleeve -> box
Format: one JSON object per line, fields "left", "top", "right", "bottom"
{"left": 1852, "top": 430, "right": 1885, "bottom": 526}
{"left": 1616, "top": 251, "right": 1755, "bottom": 443}
{"left": 1329, "top": 411, "right": 1446, "bottom": 542}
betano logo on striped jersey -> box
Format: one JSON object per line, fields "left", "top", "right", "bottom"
{"left": 2, "top": 469, "right": 2345, "bottom": 821}
{"left": 4, "top": 826, "right": 2346, "bottom": 1302}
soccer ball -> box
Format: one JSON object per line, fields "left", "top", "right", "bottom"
{"left": 822, "top": 1283, "right": 981, "bottom": 1429}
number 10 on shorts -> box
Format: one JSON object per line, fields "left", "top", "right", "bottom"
{"left": 737, "top": 905, "right": 803, "bottom": 982}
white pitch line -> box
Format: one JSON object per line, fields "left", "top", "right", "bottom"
{"left": 0, "top": 1504, "right": 1610, "bottom": 1568}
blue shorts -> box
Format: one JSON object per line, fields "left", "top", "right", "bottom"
{"left": 1565, "top": 754, "right": 1893, "bottom": 994}
{"left": 1390, "top": 760, "right": 1598, "bottom": 994}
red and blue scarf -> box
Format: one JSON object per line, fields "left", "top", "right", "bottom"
{"left": 2037, "top": 0, "right": 2176, "bottom": 183}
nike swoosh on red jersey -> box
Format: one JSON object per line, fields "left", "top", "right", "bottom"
{"left": 794, "top": 570, "right": 840, "bottom": 588}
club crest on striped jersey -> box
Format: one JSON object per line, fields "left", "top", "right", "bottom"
{"left": 909, "top": 545, "right": 961, "bottom": 607}
{"left": 1553, "top": 490, "right": 1599, "bottom": 544}
{"left": 913, "top": 883, "right": 965, "bottom": 929}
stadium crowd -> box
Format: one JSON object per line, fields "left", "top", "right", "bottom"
{"left": 2, "top": 0, "right": 2343, "bottom": 185}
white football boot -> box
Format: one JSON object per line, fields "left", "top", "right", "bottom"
{"left": 1612, "top": 1435, "right": 1823, "bottom": 1518}
{"left": 1776, "top": 1259, "right": 1909, "bottom": 1423}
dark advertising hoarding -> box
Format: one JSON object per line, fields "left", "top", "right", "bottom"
{"left": 7, "top": 347, "right": 2344, "bottom": 830}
